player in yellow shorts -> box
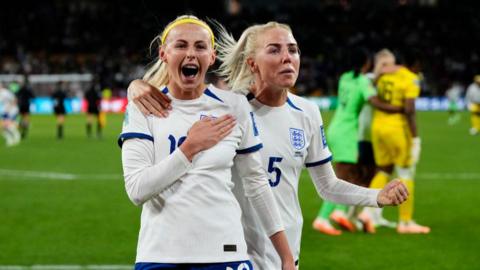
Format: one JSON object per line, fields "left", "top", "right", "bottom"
{"left": 466, "top": 75, "right": 480, "bottom": 135}
{"left": 368, "top": 50, "right": 430, "bottom": 234}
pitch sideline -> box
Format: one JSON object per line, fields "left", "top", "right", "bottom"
{"left": 0, "top": 168, "right": 479, "bottom": 181}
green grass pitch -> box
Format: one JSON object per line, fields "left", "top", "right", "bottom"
{"left": 0, "top": 111, "right": 479, "bottom": 269}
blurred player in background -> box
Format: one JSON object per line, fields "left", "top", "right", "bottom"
{"left": 357, "top": 49, "right": 401, "bottom": 231}
{"left": 445, "top": 81, "right": 463, "bottom": 125}
{"left": 313, "top": 48, "right": 403, "bottom": 235}
{"left": 0, "top": 83, "right": 21, "bottom": 146}
{"left": 128, "top": 21, "right": 409, "bottom": 269}
{"left": 365, "top": 49, "right": 430, "bottom": 234}
{"left": 52, "top": 81, "right": 68, "bottom": 139}
{"left": 465, "top": 75, "right": 480, "bottom": 135}
{"left": 16, "top": 77, "right": 35, "bottom": 139}
{"left": 120, "top": 15, "right": 297, "bottom": 270}
{"left": 99, "top": 87, "right": 111, "bottom": 131}
{"left": 85, "top": 79, "right": 102, "bottom": 138}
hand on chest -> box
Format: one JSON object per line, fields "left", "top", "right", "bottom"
{"left": 150, "top": 111, "right": 241, "bottom": 167}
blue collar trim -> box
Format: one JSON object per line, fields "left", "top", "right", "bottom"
{"left": 286, "top": 97, "right": 303, "bottom": 111}
{"left": 204, "top": 88, "right": 223, "bottom": 103}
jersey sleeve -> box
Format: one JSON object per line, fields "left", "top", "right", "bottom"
{"left": 118, "top": 102, "right": 153, "bottom": 148}
{"left": 361, "top": 77, "right": 376, "bottom": 101}
{"left": 235, "top": 96, "right": 263, "bottom": 154}
{"left": 305, "top": 104, "right": 333, "bottom": 167}
{"left": 308, "top": 162, "right": 379, "bottom": 207}
{"left": 405, "top": 74, "right": 421, "bottom": 99}
{"left": 233, "top": 151, "right": 284, "bottom": 236}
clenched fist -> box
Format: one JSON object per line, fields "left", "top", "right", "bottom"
{"left": 377, "top": 179, "right": 409, "bottom": 207}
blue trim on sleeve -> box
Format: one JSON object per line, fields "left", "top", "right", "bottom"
{"left": 117, "top": 132, "right": 154, "bottom": 148}
{"left": 236, "top": 143, "right": 263, "bottom": 154}
{"left": 287, "top": 97, "right": 303, "bottom": 112}
{"left": 305, "top": 155, "right": 332, "bottom": 167}
{"left": 250, "top": 112, "right": 259, "bottom": 136}
{"left": 204, "top": 88, "right": 224, "bottom": 103}
{"left": 161, "top": 87, "right": 169, "bottom": 94}
{"left": 246, "top": 92, "right": 255, "bottom": 101}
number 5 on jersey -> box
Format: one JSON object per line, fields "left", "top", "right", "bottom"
{"left": 268, "top": 156, "right": 283, "bottom": 187}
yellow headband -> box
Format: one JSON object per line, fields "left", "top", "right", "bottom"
{"left": 161, "top": 18, "right": 215, "bottom": 47}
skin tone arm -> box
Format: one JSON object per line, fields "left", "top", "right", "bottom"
{"left": 270, "top": 232, "right": 296, "bottom": 270}
{"left": 128, "top": 79, "right": 172, "bottom": 117}
{"left": 368, "top": 96, "right": 403, "bottom": 113}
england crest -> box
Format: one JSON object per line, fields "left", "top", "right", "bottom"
{"left": 289, "top": 128, "right": 305, "bottom": 150}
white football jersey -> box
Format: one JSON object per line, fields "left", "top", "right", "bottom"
{"left": 446, "top": 84, "right": 463, "bottom": 101}
{"left": 120, "top": 85, "right": 262, "bottom": 263}
{"left": 358, "top": 72, "right": 376, "bottom": 141}
{"left": 358, "top": 104, "right": 373, "bottom": 142}
{"left": 233, "top": 92, "right": 332, "bottom": 269}
{"left": 466, "top": 83, "right": 480, "bottom": 104}
{"left": 0, "top": 88, "right": 18, "bottom": 117}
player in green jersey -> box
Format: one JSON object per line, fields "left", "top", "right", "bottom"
{"left": 313, "top": 48, "right": 402, "bottom": 235}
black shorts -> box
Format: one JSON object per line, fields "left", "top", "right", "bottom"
{"left": 87, "top": 106, "right": 99, "bottom": 114}
{"left": 19, "top": 105, "right": 30, "bottom": 114}
{"left": 54, "top": 106, "right": 66, "bottom": 115}
{"left": 358, "top": 141, "right": 375, "bottom": 165}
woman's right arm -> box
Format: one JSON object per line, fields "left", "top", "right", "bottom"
{"left": 233, "top": 152, "right": 295, "bottom": 270}
{"left": 122, "top": 139, "right": 191, "bottom": 206}
{"left": 121, "top": 106, "right": 236, "bottom": 206}
{"left": 308, "top": 161, "right": 409, "bottom": 207}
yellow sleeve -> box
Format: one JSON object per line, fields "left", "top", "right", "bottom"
{"left": 405, "top": 74, "right": 420, "bottom": 99}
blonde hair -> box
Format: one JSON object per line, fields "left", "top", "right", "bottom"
{"left": 143, "top": 15, "right": 214, "bottom": 88}
{"left": 373, "top": 48, "right": 396, "bottom": 76}
{"left": 215, "top": 21, "right": 292, "bottom": 94}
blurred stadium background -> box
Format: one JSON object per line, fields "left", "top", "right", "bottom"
{"left": 0, "top": 0, "right": 479, "bottom": 269}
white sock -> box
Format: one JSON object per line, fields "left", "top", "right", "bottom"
{"left": 3, "top": 129, "right": 12, "bottom": 145}
{"left": 371, "top": 207, "right": 384, "bottom": 223}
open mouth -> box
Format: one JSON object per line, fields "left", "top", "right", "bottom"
{"left": 280, "top": 68, "right": 295, "bottom": 75}
{"left": 181, "top": 65, "right": 199, "bottom": 78}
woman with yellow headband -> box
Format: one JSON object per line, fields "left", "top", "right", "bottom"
{"left": 119, "top": 15, "right": 295, "bottom": 270}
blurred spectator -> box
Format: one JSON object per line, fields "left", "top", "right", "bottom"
{"left": 1, "top": 1, "right": 479, "bottom": 96}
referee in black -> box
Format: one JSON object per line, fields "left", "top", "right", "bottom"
{"left": 52, "top": 81, "right": 67, "bottom": 139}
{"left": 17, "top": 78, "right": 35, "bottom": 139}
{"left": 85, "top": 81, "right": 102, "bottom": 138}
